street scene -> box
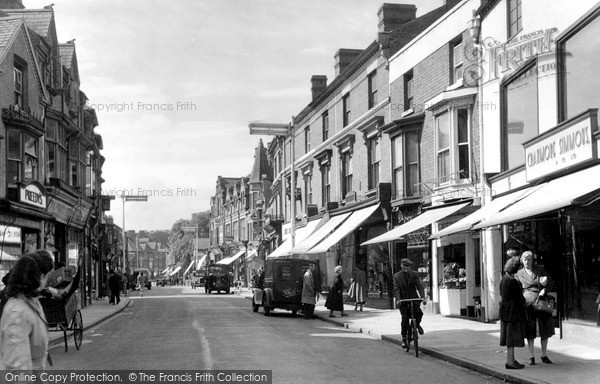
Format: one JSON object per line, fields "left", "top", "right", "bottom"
{"left": 2, "top": 0, "right": 600, "bottom": 383}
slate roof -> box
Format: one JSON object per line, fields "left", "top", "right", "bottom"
{"left": 59, "top": 42, "right": 74, "bottom": 68}
{"left": 1, "top": 9, "right": 53, "bottom": 38}
{"left": 249, "top": 139, "right": 272, "bottom": 184}
{"left": 0, "top": 16, "right": 23, "bottom": 62}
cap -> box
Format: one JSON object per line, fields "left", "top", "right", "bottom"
{"left": 400, "top": 258, "right": 413, "bottom": 266}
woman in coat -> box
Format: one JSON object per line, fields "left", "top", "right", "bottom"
{"left": 499, "top": 256, "right": 527, "bottom": 370}
{"left": 516, "top": 251, "right": 555, "bottom": 365}
{"left": 1, "top": 252, "right": 54, "bottom": 370}
{"left": 325, "top": 266, "right": 348, "bottom": 318}
{"left": 349, "top": 266, "right": 367, "bottom": 311}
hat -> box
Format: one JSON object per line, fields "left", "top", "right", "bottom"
{"left": 400, "top": 258, "right": 413, "bottom": 266}
{"left": 334, "top": 265, "right": 342, "bottom": 274}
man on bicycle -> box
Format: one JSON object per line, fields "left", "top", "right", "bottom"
{"left": 393, "top": 258, "right": 427, "bottom": 349}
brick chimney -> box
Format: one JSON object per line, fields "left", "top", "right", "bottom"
{"left": 378, "top": 3, "right": 417, "bottom": 32}
{"left": 311, "top": 75, "right": 327, "bottom": 100}
{"left": 334, "top": 49, "right": 363, "bottom": 77}
{"left": 0, "top": 0, "right": 24, "bottom": 9}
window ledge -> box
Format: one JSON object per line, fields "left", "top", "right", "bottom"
{"left": 401, "top": 108, "right": 414, "bottom": 118}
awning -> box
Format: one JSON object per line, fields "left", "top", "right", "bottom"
{"left": 0, "top": 251, "right": 18, "bottom": 262}
{"left": 362, "top": 202, "right": 470, "bottom": 246}
{"left": 196, "top": 255, "right": 207, "bottom": 270}
{"left": 169, "top": 265, "right": 182, "bottom": 276}
{"left": 431, "top": 186, "right": 542, "bottom": 238}
{"left": 216, "top": 249, "right": 246, "bottom": 265}
{"left": 268, "top": 218, "right": 323, "bottom": 258}
{"left": 162, "top": 266, "right": 173, "bottom": 275}
{"left": 473, "top": 164, "right": 600, "bottom": 229}
{"left": 290, "top": 213, "right": 351, "bottom": 254}
{"left": 308, "top": 204, "right": 380, "bottom": 254}
{"left": 246, "top": 249, "right": 258, "bottom": 260}
{"left": 183, "top": 261, "right": 195, "bottom": 275}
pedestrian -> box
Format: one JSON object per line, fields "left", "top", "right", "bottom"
{"left": 301, "top": 263, "right": 318, "bottom": 319}
{"left": 136, "top": 272, "right": 144, "bottom": 297}
{"left": 349, "top": 265, "right": 367, "bottom": 311}
{"left": 1, "top": 252, "right": 54, "bottom": 370}
{"left": 393, "top": 258, "right": 426, "bottom": 349}
{"left": 516, "top": 251, "right": 554, "bottom": 365}
{"left": 500, "top": 256, "right": 526, "bottom": 370}
{"left": 108, "top": 271, "right": 121, "bottom": 305}
{"left": 325, "top": 265, "right": 348, "bottom": 318}
{"left": 257, "top": 267, "right": 265, "bottom": 290}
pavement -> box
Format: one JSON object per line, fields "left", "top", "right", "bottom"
{"left": 49, "top": 288, "right": 600, "bottom": 384}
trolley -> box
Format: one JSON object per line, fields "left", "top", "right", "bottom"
{"left": 39, "top": 293, "right": 83, "bottom": 352}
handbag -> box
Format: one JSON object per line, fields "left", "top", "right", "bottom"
{"left": 532, "top": 296, "right": 553, "bottom": 315}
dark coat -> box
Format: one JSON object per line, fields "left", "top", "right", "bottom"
{"left": 393, "top": 270, "right": 425, "bottom": 301}
{"left": 325, "top": 274, "right": 344, "bottom": 311}
{"left": 499, "top": 273, "right": 526, "bottom": 322}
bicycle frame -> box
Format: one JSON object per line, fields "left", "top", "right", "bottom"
{"left": 398, "top": 298, "right": 423, "bottom": 357}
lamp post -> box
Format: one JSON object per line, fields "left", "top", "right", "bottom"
{"left": 249, "top": 118, "right": 296, "bottom": 248}
{"left": 121, "top": 194, "right": 148, "bottom": 274}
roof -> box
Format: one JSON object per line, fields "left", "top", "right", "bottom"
{"left": 249, "top": 139, "right": 273, "bottom": 184}
{"left": 1, "top": 9, "right": 54, "bottom": 38}
{"left": 59, "top": 42, "right": 74, "bottom": 68}
{"left": 0, "top": 16, "right": 22, "bottom": 62}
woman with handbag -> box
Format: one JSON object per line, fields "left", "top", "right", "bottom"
{"left": 516, "top": 251, "right": 555, "bottom": 366}
{"left": 325, "top": 266, "right": 348, "bottom": 318}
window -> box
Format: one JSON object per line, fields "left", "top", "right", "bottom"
{"left": 561, "top": 13, "right": 600, "bottom": 121}
{"left": 7, "top": 130, "right": 39, "bottom": 185}
{"left": 451, "top": 38, "right": 464, "bottom": 84}
{"left": 7, "top": 130, "right": 22, "bottom": 184}
{"left": 508, "top": 0, "right": 522, "bottom": 39}
{"left": 404, "top": 71, "right": 414, "bottom": 111}
{"left": 304, "top": 174, "right": 313, "bottom": 207}
{"left": 24, "top": 135, "right": 38, "bottom": 182}
{"left": 502, "top": 62, "right": 538, "bottom": 170}
{"left": 342, "top": 93, "right": 350, "bottom": 127}
{"left": 321, "top": 164, "right": 330, "bottom": 206}
{"left": 46, "top": 119, "right": 68, "bottom": 182}
{"left": 14, "top": 66, "right": 23, "bottom": 107}
{"left": 322, "top": 111, "right": 329, "bottom": 140}
{"left": 435, "top": 108, "right": 472, "bottom": 184}
{"left": 392, "top": 130, "right": 420, "bottom": 198}
{"left": 304, "top": 126, "right": 311, "bottom": 153}
{"left": 341, "top": 152, "right": 353, "bottom": 197}
{"left": 69, "top": 140, "right": 86, "bottom": 189}
{"left": 367, "top": 136, "right": 380, "bottom": 190}
{"left": 368, "top": 71, "right": 377, "bottom": 109}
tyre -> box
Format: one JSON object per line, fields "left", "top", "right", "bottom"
{"left": 225, "top": 288, "right": 230, "bottom": 294}
{"left": 405, "top": 322, "right": 413, "bottom": 353}
{"left": 291, "top": 309, "right": 298, "bottom": 316}
{"left": 413, "top": 321, "right": 419, "bottom": 357}
{"left": 72, "top": 310, "right": 83, "bottom": 350}
{"left": 252, "top": 299, "right": 259, "bottom": 312}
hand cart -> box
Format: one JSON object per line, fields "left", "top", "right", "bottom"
{"left": 39, "top": 293, "right": 83, "bottom": 352}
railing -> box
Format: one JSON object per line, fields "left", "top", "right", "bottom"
{"left": 2, "top": 105, "right": 45, "bottom": 132}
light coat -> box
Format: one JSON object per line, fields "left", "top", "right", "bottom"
{"left": 301, "top": 269, "right": 316, "bottom": 305}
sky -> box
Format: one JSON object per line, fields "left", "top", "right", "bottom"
{"left": 24, "top": 0, "right": 441, "bottom": 231}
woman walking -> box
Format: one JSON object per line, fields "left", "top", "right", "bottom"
{"left": 325, "top": 266, "right": 348, "bottom": 318}
{"left": 499, "top": 256, "right": 527, "bottom": 370}
{"left": 1, "top": 252, "right": 54, "bottom": 370}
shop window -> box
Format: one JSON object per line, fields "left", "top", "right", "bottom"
{"left": 507, "top": 0, "right": 522, "bottom": 39}
{"left": 368, "top": 70, "right": 377, "bottom": 109}
{"left": 435, "top": 107, "right": 471, "bottom": 185}
{"left": 404, "top": 70, "right": 414, "bottom": 111}
{"left": 501, "top": 61, "right": 538, "bottom": 171}
{"left": 560, "top": 11, "right": 600, "bottom": 121}
{"left": 322, "top": 111, "right": 329, "bottom": 141}
{"left": 392, "top": 130, "right": 420, "bottom": 198}
{"left": 367, "top": 136, "right": 380, "bottom": 190}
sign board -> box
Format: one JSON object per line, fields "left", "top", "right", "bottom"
{"left": 19, "top": 181, "right": 47, "bottom": 209}
{"left": 0, "top": 225, "right": 21, "bottom": 244}
{"left": 524, "top": 109, "right": 598, "bottom": 182}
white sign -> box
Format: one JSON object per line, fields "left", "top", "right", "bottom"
{"left": 525, "top": 113, "right": 597, "bottom": 182}
{"left": 19, "top": 181, "right": 47, "bottom": 209}
{"left": 0, "top": 225, "right": 21, "bottom": 244}
{"left": 281, "top": 222, "right": 292, "bottom": 242}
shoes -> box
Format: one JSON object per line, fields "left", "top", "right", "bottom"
{"left": 401, "top": 339, "right": 407, "bottom": 349}
{"left": 417, "top": 325, "right": 424, "bottom": 335}
{"left": 341, "top": 313, "right": 349, "bottom": 317}
{"left": 505, "top": 363, "right": 524, "bottom": 370}
{"left": 514, "top": 361, "right": 524, "bottom": 368}
{"left": 541, "top": 356, "right": 553, "bottom": 364}
{"left": 329, "top": 315, "right": 336, "bottom": 318}
{"left": 529, "top": 357, "right": 536, "bottom": 365}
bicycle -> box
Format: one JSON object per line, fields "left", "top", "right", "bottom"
{"left": 398, "top": 298, "right": 424, "bottom": 357}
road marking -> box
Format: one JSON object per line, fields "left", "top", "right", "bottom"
{"left": 192, "top": 320, "right": 213, "bottom": 370}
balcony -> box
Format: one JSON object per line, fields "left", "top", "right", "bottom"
{"left": 2, "top": 105, "right": 45, "bottom": 134}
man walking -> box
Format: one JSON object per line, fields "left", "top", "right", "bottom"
{"left": 302, "top": 263, "right": 318, "bottom": 319}
{"left": 393, "top": 258, "right": 426, "bottom": 349}
{"left": 108, "top": 271, "right": 122, "bottom": 305}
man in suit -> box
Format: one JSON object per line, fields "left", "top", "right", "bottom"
{"left": 393, "top": 258, "right": 426, "bottom": 348}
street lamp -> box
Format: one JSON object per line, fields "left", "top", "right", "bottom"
{"left": 122, "top": 194, "right": 148, "bottom": 274}
{"left": 248, "top": 117, "right": 297, "bottom": 248}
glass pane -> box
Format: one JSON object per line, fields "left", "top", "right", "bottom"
{"left": 437, "top": 113, "right": 450, "bottom": 150}
{"left": 438, "top": 150, "right": 450, "bottom": 183}
{"left": 459, "top": 144, "right": 470, "bottom": 178}
{"left": 453, "top": 42, "right": 463, "bottom": 67}
{"left": 375, "top": 139, "right": 381, "bottom": 162}
{"left": 47, "top": 144, "right": 55, "bottom": 178}
{"left": 407, "top": 131, "right": 419, "bottom": 163}
{"left": 458, "top": 109, "right": 469, "bottom": 143}
{"left": 46, "top": 119, "right": 56, "bottom": 140}
{"left": 408, "top": 163, "right": 419, "bottom": 196}
{"left": 565, "top": 16, "right": 600, "bottom": 120}
{"left": 393, "top": 137, "right": 403, "bottom": 168}
{"left": 24, "top": 134, "right": 37, "bottom": 157}
{"left": 8, "top": 131, "right": 21, "bottom": 160}
{"left": 506, "top": 66, "right": 538, "bottom": 169}
{"left": 7, "top": 161, "right": 20, "bottom": 183}
{"left": 394, "top": 168, "right": 404, "bottom": 196}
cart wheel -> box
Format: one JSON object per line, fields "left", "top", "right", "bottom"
{"left": 71, "top": 310, "right": 83, "bottom": 350}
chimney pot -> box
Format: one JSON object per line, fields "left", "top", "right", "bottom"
{"left": 377, "top": 3, "right": 417, "bottom": 32}
{"left": 311, "top": 75, "right": 327, "bottom": 100}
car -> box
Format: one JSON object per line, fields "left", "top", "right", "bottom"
{"left": 252, "top": 258, "right": 320, "bottom": 316}
{"left": 190, "top": 271, "right": 203, "bottom": 289}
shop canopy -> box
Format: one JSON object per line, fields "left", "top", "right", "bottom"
{"left": 361, "top": 202, "right": 470, "bottom": 246}
{"left": 0, "top": 251, "right": 18, "bottom": 262}
{"left": 473, "top": 164, "right": 600, "bottom": 229}
{"left": 162, "top": 266, "right": 173, "bottom": 275}
{"left": 183, "top": 260, "right": 195, "bottom": 275}
{"left": 246, "top": 249, "right": 258, "bottom": 260}
{"left": 196, "top": 255, "right": 207, "bottom": 270}
{"left": 431, "top": 186, "right": 543, "bottom": 239}
{"left": 308, "top": 204, "right": 380, "bottom": 254}
{"left": 290, "top": 212, "right": 351, "bottom": 254}
{"left": 216, "top": 249, "right": 246, "bottom": 265}
{"left": 267, "top": 218, "right": 323, "bottom": 258}
{"left": 169, "top": 265, "right": 182, "bottom": 276}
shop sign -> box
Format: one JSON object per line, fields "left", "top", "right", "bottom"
{"left": 524, "top": 110, "right": 598, "bottom": 182}
{"left": 0, "top": 225, "right": 21, "bottom": 244}
{"left": 281, "top": 222, "right": 291, "bottom": 242}
{"left": 507, "top": 221, "right": 532, "bottom": 235}
{"left": 19, "top": 181, "right": 47, "bottom": 209}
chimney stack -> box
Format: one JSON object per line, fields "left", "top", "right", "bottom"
{"left": 334, "top": 49, "right": 363, "bottom": 77}
{"left": 0, "top": 0, "right": 24, "bottom": 9}
{"left": 377, "top": 3, "right": 417, "bottom": 32}
{"left": 311, "top": 75, "right": 327, "bottom": 100}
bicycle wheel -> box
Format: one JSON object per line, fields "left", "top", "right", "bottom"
{"left": 405, "top": 321, "right": 412, "bottom": 353}
{"left": 412, "top": 319, "right": 419, "bottom": 357}
{"left": 71, "top": 310, "right": 83, "bottom": 350}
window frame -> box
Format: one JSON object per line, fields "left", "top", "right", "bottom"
{"left": 507, "top": 0, "right": 523, "bottom": 40}
{"left": 367, "top": 135, "right": 380, "bottom": 190}
{"left": 342, "top": 93, "right": 350, "bottom": 127}
{"left": 321, "top": 163, "right": 331, "bottom": 207}
{"left": 391, "top": 128, "right": 421, "bottom": 199}
{"left": 404, "top": 70, "right": 414, "bottom": 111}
{"left": 340, "top": 151, "right": 353, "bottom": 198}
{"left": 322, "top": 111, "right": 329, "bottom": 141}
{"left": 451, "top": 38, "right": 464, "bottom": 85}
{"left": 434, "top": 107, "right": 472, "bottom": 186}
{"left": 304, "top": 126, "right": 311, "bottom": 153}
{"left": 368, "top": 70, "right": 377, "bottom": 109}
